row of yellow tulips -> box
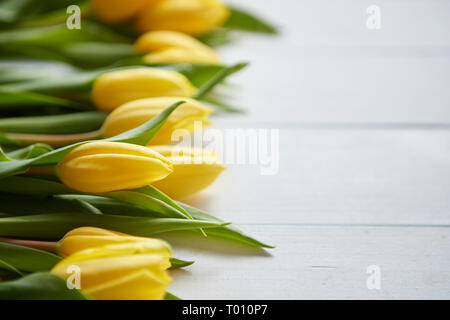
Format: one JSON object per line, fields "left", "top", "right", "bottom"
{"left": 52, "top": 3, "right": 229, "bottom": 294}
{"left": 56, "top": 141, "right": 225, "bottom": 198}
{"left": 15, "top": 67, "right": 225, "bottom": 199}
{"left": 0, "top": 0, "right": 272, "bottom": 300}
{"left": 93, "top": 0, "right": 226, "bottom": 65}
{"left": 93, "top": 0, "right": 230, "bottom": 36}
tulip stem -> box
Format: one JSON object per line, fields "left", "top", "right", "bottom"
{"left": 0, "top": 237, "right": 58, "bottom": 253}
{"left": 24, "top": 165, "right": 57, "bottom": 176}
{"left": 7, "top": 130, "right": 103, "bottom": 147}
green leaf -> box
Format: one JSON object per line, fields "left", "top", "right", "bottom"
{"left": 135, "top": 186, "right": 192, "bottom": 218}
{"left": 0, "top": 258, "right": 24, "bottom": 277}
{"left": 0, "top": 132, "right": 19, "bottom": 145}
{"left": 0, "top": 67, "right": 101, "bottom": 94}
{"left": 0, "top": 213, "right": 228, "bottom": 240}
{"left": 0, "top": 176, "right": 187, "bottom": 219}
{"left": 0, "top": 21, "right": 129, "bottom": 46}
{"left": 0, "top": 0, "right": 31, "bottom": 24}
{"left": 202, "top": 96, "right": 244, "bottom": 113}
{"left": 18, "top": 1, "right": 90, "bottom": 27}
{"left": 0, "top": 60, "right": 75, "bottom": 84}
{"left": 6, "top": 144, "right": 53, "bottom": 160}
{"left": 0, "top": 20, "right": 134, "bottom": 68}
{"left": 164, "top": 292, "right": 181, "bottom": 300}
{"left": 50, "top": 194, "right": 272, "bottom": 248}
{"left": 192, "top": 62, "right": 248, "bottom": 100}
{"left": 0, "top": 0, "right": 86, "bottom": 25}
{"left": 169, "top": 258, "right": 194, "bottom": 270}
{"left": 0, "top": 158, "right": 33, "bottom": 178}
{"left": 0, "top": 175, "right": 193, "bottom": 222}
{"left": 57, "top": 194, "right": 164, "bottom": 217}
{"left": 0, "top": 272, "right": 88, "bottom": 300}
{"left": 0, "top": 176, "right": 190, "bottom": 220}
{"left": 0, "top": 146, "right": 10, "bottom": 161}
{"left": 0, "top": 176, "right": 74, "bottom": 196}
{"left": 224, "top": 7, "right": 278, "bottom": 34}
{"left": 0, "top": 242, "right": 61, "bottom": 272}
{"left": 0, "top": 90, "right": 90, "bottom": 110}
{"left": 168, "top": 64, "right": 228, "bottom": 87}
{"left": 105, "top": 100, "right": 184, "bottom": 145}
{"left": 0, "top": 111, "right": 106, "bottom": 134}
{"left": 0, "top": 193, "right": 92, "bottom": 216}
{"left": 103, "top": 190, "right": 189, "bottom": 220}
{"left": 197, "top": 29, "right": 233, "bottom": 47}
{"left": 180, "top": 203, "right": 274, "bottom": 249}
{"left": 0, "top": 103, "right": 182, "bottom": 178}
{"left": 60, "top": 42, "right": 138, "bottom": 69}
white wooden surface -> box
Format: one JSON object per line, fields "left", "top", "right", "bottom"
{"left": 164, "top": 0, "right": 450, "bottom": 299}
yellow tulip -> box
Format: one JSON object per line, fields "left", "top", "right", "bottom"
{"left": 91, "top": 0, "right": 150, "bottom": 23}
{"left": 101, "top": 97, "right": 212, "bottom": 145}
{"left": 135, "top": 0, "right": 230, "bottom": 35}
{"left": 91, "top": 68, "right": 197, "bottom": 112}
{"left": 51, "top": 241, "right": 172, "bottom": 300}
{"left": 151, "top": 145, "right": 225, "bottom": 199}
{"left": 58, "top": 226, "right": 169, "bottom": 258}
{"left": 57, "top": 141, "right": 173, "bottom": 193}
{"left": 135, "top": 30, "right": 220, "bottom": 65}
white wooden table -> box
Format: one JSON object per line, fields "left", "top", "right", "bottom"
{"left": 163, "top": 0, "right": 450, "bottom": 299}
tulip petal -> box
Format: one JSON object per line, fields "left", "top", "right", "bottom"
{"left": 57, "top": 141, "right": 174, "bottom": 193}
{"left": 135, "top": 0, "right": 230, "bottom": 35}
{"left": 91, "top": 68, "right": 197, "bottom": 112}
{"left": 151, "top": 146, "right": 225, "bottom": 198}
{"left": 85, "top": 269, "right": 171, "bottom": 300}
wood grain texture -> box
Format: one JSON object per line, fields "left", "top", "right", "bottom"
{"left": 182, "top": 127, "right": 450, "bottom": 225}
{"left": 218, "top": 0, "right": 450, "bottom": 123}
{"left": 164, "top": 225, "right": 450, "bottom": 299}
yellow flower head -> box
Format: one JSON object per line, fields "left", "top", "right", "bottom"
{"left": 51, "top": 239, "right": 172, "bottom": 300}
{"left": 135, "top": 30, "right": 220, "bottom": 65}
{"left": 91, "top": 0, "right": 150, "bottom": 23}
{"left": 57, "top": 141, "right": 173, "bottom": 193}
{"left": 101, "top": 97, "right": 212, "bottom": 145}
{"left": 135, "top": 0, "right": 230, "bottom": 35}
{"left": 151, "top": 145, "right": 225, "bottom": 199}
{"left": 58, "top": 226, "right": 170, "bottom": 257}
{"left": 91, "top": 68, "right": 197, "bottom": 112}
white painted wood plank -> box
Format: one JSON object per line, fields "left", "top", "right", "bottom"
{"left": 164, "top": 225, "right": 450, "bottom": 299}
{"left": 226, "top": 0, "right": 450, "bottom": 47}
{"left": 217, "top": 0, "right": 450, "bottom": 123}
{"left": 215, "top": 54, "right": 450, "bottom": 123}
{"left": 166, "top": 0, "right": 450, "bottom": 300}
{"left": 181, "top": 127, "right": 450, "bottom": 225}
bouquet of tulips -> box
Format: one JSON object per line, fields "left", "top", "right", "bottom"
{"left": 0, "top": 0, "right": 277, "bottom": 300}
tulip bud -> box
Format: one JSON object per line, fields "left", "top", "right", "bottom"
{"left": 91, "top": 68, "right": 197, "bottom": 112}
{"left": 135, "top": 30, "right": 220, "bottom": 65}
{"left": 91, "top": 0, "right": 150, "bottom": 23}
{"left": 58, "top": 226, "right": 170, "bottom": 258}
{"left": 150, "top": 145, "right": 225, "bottom": 199}
{"left": 51, "top": 241, "right": 172, "bottom": 300}
{"left": 135, "top": 0, "right": 230, "bottom": 35}
{"left": 57, "top": 141, "right": 173, "bottom": 193}
{"left": 101, "top": 97, "right": 212, "bottom": 145}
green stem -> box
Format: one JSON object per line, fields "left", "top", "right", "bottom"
{"left": 0, "top": 237, "right": 58, "bottom": 253}
{"left": 7, "top": 130, "right": 102, "bottom": 147}
{"left": 0, "top": 112, "right": 107, "bottom": 135}
{"left": 24, "top": 165, "right": 57, "bottom": 176}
